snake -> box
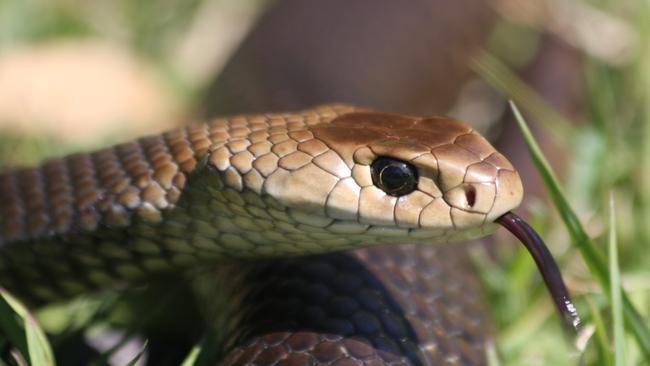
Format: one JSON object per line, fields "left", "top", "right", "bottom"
{"left": 0, "top": 104, "right": 576, "bottom": 365}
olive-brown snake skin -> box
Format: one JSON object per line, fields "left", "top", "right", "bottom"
{"left": 0, "top": 104, "right": 525, "bottom": 365}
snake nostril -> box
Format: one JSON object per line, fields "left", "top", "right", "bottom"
{"left": 464, "top": 185, "right": 476, "bottom": 207}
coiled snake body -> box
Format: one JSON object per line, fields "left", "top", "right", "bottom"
{"left": 0, "top": 105, "right": 526, "bottom": 364}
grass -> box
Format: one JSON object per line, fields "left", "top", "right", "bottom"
{"left": 511, "top": 101, "right": 650, "bottom": 358}
{"left": 1, "top": 0, "right": 650, "bottom": 365}
{"left": 0, "top": 290, "right": 55, "bottom": 366}
{"left": 497, "top": 101, "right": 650, "bottom": 364}
{"left": 609, "top": 194, "right": 626, "bottom": 366}
{"left": 473, "top": 2, "right": 650, "bottom": 359}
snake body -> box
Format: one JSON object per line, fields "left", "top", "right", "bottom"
{"left": 218, "top": 243, "right": 490, "bottom": 366}
{"left": 0, "top": 105, "right": 523, "bottom": 364}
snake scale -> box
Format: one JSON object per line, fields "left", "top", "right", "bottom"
{"left": 0, "top": 104, "right": 530, "bottom": 365}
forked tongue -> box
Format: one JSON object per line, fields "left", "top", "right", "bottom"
{"left": 497, "top": 211, "right": 581, "bottom": 334}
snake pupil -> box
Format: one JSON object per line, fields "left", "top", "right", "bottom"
{"left": 370, "top": 157, "right": 418, "bottom": 196}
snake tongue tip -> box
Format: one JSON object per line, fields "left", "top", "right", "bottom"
{"left": 495, "top": 211, "right": 582, "bottom": 335}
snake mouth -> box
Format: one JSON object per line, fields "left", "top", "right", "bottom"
{"left": 496, "top": 211, "right": 581, "bottom": 334}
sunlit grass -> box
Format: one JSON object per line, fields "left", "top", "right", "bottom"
{"left": 0, "top": 290, "right": 55, "bottom": 366}
{"left": 1, "top": 1, "right": 649, "bottom": 365}
{"left": 473, "top": 6, "right": 650, "bottom": 359}
{"left": 609, "top": 194, "right": 626, "bottom": 366}
{"left": 505, "top": 101, "right": 649, "bottom": 364}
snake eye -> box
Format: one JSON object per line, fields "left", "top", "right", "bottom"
{"left": 370, "top": 157, "right": 418, "bottom": 196}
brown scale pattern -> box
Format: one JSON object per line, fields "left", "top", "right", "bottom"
{"left": 0, "top": 105, "right": 520, "bottom": 304}
{"left": 0, "top": 105, "right": 505, "bottom": 365}
{"left": 0, "top": 105, "right": 353, "bottom": 245}
{"left": 0, "top": 106, "right": 368, "bottom": 300}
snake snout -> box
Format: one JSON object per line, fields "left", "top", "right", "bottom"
{"left": 438, "top": 159, "right": 524, "bottom": 228}
{"left": 489, "top": 169, "right": 524, "bottom": 221}
{"left": 443, "top": 183, "right": 495, "bottom": 214}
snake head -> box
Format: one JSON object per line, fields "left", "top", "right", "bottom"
{"left": 336, "top": 113, "right": 523, "bottom": 227}
{"left": 206, "top": 107, "right": 524, "bottom": 251}
{"left": 249, "top": 110, "right": 524, "bottom": 245}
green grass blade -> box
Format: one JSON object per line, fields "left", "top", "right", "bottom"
{"left": 609, "top": 194, "right": 626, "bottom": 365}
{"left": 510, "top": 101, "right": 650, "bottom": 360}
{"left": 180, "top": 345, "right": 201, "bottom": 366}
{"left": 0, "top": 288, "right": 56, "bottom": 366}
{"left": 509, "top": 101, "right": 606, "bottom": 281}
{"left": 25, "top": 315, "right": 56, "bottom": 366}
{"left": 638, "top": 0, "right": 650, "bottom": 249}
{"left": 0, "top": 289, "right": 29, "bottom": 360}
{"left": 185, "top": 331, "right": 226, "bottom": 366}
{"left": 125, "top": 340, "right": 148, "bottom": 366}
{"left": 586, "top": 298, "right": 613, "bottom": 366}
{"left": 485, "top": 341, "right": 502, "bottom": 366}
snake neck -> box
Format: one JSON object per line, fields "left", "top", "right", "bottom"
{"left": 0, "top": 104, "right": 518, "bottom": 304}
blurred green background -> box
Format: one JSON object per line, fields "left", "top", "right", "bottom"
{"left": 0, "top": 0, "right": 648, "bottom": 365}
